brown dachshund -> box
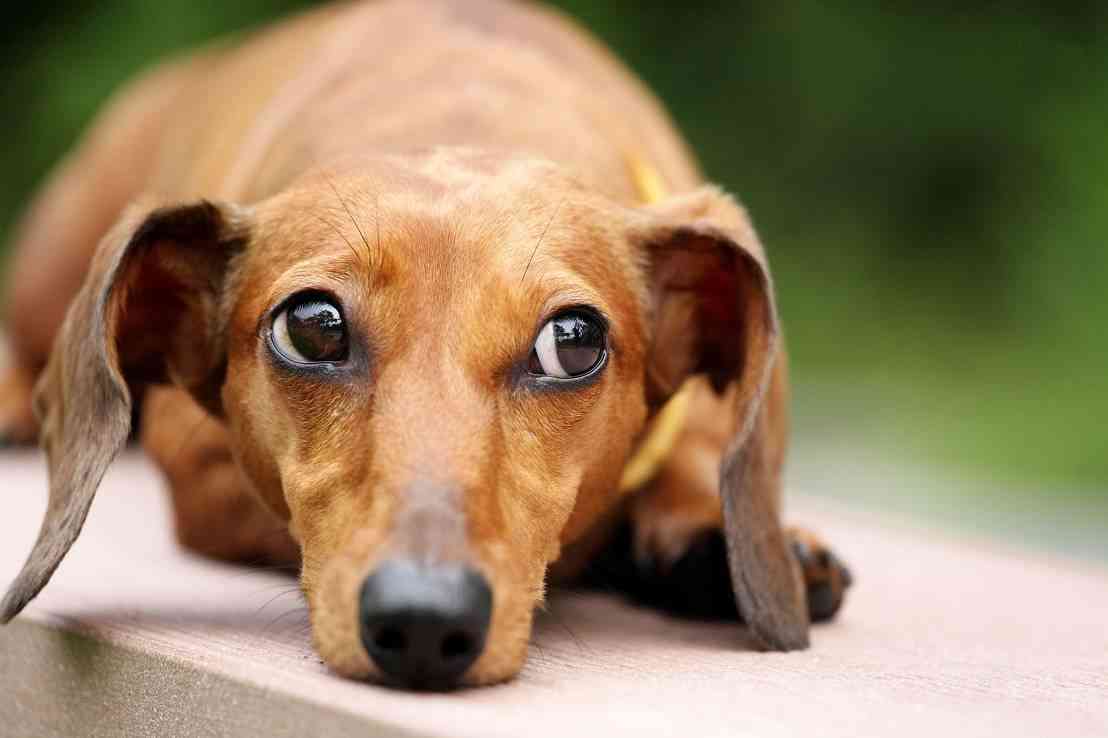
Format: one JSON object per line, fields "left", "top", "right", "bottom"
{"left": 0, "top": 0, "right": 850, "bottom": 689}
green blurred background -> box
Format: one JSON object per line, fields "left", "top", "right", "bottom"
{"left": 2, "top": 2, "right": 1106, "bottom": 523}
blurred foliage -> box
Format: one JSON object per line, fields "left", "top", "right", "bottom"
{"left": 2, "top": 1, "right": 1106, "bottom": 494}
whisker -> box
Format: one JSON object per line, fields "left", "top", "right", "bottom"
{"left": 252, "top": 586, "right": 303, "bottom": 619}
{"left": 528, "top": 638, "right": 549, "bottom": 667}
{"left": 545, "top": 603, "right": 591, "bottom": 655}
{"left": 223, "top": 554, "right": 302, "bottom": 578}
{"left": 373, "top": 186, "right": 382, "bottom": 262}
{"left": 520, "top": 195, "right": 566, "bottom": 284}
{"left": 312, "top": 212, "right": 361, "bottom": 266}
{"left": 254, "top": 582, "right": 302, "bottom": 599}
{"left": 321, "top": 171, "right": 372, "bottom": 267}
{"left": 263, "top": 603, "right": 311, "bottom": 636}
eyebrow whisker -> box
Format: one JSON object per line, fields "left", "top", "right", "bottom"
{"left": 321, "top": 172, "right": 373, "bottom": 268}
{"left": 374, "top": 187, "right": 382, "bottom": 256}
{"left": 521, "top": 195, "right": 566, "bottom": 285}
{"left": 312, "top": 213, "right": 360, "bottom": 265}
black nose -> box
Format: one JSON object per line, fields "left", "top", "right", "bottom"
{"left": 359, "top": 560, "right": 492, "bottom": 688}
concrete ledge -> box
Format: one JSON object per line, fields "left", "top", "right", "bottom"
{"left": 2, "top": 452, "right": 1106, "bottom": 737}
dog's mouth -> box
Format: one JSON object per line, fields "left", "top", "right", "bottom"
{"left": 357, "top": 559, "right": 492, "bottom": 690}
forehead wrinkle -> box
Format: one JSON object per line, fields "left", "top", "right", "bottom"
{"left": 264, "top": 252, "right": 369, "bottom": 307}
{"left": 536, "top": 281, "right": 611, "bottom": 321}
{"left": 377, "top": 208, "right": 520, "bottom": 376}
{"left": 267, "top": 170, "right": 385, "bottom": 241}
{"left": 384, "top": 189, "right": 518, "bottom": 285}
{"left": 438, "top": 194, "right": 616, "bottom": 326}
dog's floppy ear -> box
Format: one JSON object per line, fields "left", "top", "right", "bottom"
{"left": 0, "top": 199, "right": 251, "bottom": 623}
{"left": 633, "top": 186, "right": 809, "bottom": 651}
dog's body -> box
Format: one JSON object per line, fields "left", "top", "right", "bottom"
{"left": 0, "top": 0, "right": 849, "bottom": 688}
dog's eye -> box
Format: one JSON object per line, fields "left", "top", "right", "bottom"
{"left": 272, "top": 295, "right": 348, "bottom": 363}
{"left": 529, "top": 310, "right": 606, "bottom": 378}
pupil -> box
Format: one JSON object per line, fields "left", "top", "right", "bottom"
{"left": 552, "top": 313, "right": 603, "bottom": 376}
{"left": 288, "top": 300, "right": 347, "bottom": 361}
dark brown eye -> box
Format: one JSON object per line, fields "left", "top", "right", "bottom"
{"left": 272, "top": 295, "right": 348, "bottom": 363}
{"left": 529, "top": 310, "right": 606, "bottom": 378}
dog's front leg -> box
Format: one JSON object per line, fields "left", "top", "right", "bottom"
{"left": 142, "top": 387, "right": 300, "bottom": 567}
{"left": 0, "top": 363, "right": 38, "bottom": 446}
{"left": 628, "top": 379, "right": 851, "bottom": 624}
{"left": 629, "top": 475, "right": 853, "bottom": 623}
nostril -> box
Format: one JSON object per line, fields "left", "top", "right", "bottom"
{"left": 440, "top": 630, "right": 474, "bottom": 661}
{"left": 374, "top": 626, "right": 408, "bottom": 654}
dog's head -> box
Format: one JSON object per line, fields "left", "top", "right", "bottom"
{"left": 1, "top": 151, "right": 803, "bottom": 687}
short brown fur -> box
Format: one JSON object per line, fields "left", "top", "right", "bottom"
{"left": 0, "top": 0, "right": 849, "bottom": 686}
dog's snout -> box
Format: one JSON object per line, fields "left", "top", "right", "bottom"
{"left": 358, "top": 560, "right": 492, "bottom": 688}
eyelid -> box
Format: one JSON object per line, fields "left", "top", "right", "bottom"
{"left": 532, "top": 304, "right": 611, "bottom": 342}
{"left": 270, "top": 288, "right": 345, "bottom": 318}
{"left": 255, "top": 273, "right": 352, "bottom": 336}
{"left": 520, "top": 349, "right": 609, "bottom": 391}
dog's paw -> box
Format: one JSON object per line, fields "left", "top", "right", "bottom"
{"left": 642, "top": 525, "right": 854, "bottom": 624}
{"left": 623, "top": 486, "right": 738, "bottom": 619}
{"left": 644, "top": 527, "right": 740, "bottom": 620}
{"left": 584, "top": 510, "right": 852, "bottom": 625}
{"left": 789, "top": 527, "right": 853, "bottom": 622}
{"left": 627, "top": 477, "right": 723, "bottom": 576}
{"left": 0, "top": 366, "right": 39, "bottom": 448}
{"left": 580, "top": 520, "right": 739, "bottom": 621}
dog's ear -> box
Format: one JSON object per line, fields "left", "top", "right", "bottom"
{"left": 633, "top": 186, "right": 809, "bottom": 651}
{"left": 0, "top": 199, "right": 251, "bottom": 623}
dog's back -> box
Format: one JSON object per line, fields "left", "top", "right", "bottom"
{"left": 148, "top": 0, "right": 703, "bottom": 205}
{"left": 3, "top": 0, "right": 701, "bottom": 374}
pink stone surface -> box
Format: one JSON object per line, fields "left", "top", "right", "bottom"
{"left": 1, "top": 451, "right": 1106, "bottom": 737}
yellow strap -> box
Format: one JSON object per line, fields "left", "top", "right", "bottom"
{"left": 626, "top": 153, "right": 669, "bottom": 206}
{"left": 618, "top": 382, "right": 693, "bottom": 492}
{"left": 617, "top": 155, "right": 693, "bottom": 493}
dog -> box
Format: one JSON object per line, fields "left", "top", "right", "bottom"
{"left": 0, "top": 0, "right": 851, "bottom": 689}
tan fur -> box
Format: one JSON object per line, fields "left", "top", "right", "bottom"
{"left": 0, "top": 0, "right": 848, "bottom": 686}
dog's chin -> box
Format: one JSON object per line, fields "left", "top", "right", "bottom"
{"left": 314, "top": 612, "right": 533, "bottom": 687}
{"left": 314, "top": 633, "right": 529, "bottom": 691}
{"left": 458, "top": 634, "right": 531, "bottom": 688}
{"left": 365, "top": 659, "right": 524, "bottom": 692}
